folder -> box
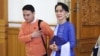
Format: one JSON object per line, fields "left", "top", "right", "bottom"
{"left": 50, "top": 36, "right": 66, "bottom": 45}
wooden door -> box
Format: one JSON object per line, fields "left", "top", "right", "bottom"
{"left": 0, "top": 0, "right": 8, "bottom": 56}
{"left": 71, "top": 0, "right": 100, "bottom": 56}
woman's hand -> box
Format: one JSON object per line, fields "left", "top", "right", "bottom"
{"left": 49, "top": 42, "right": 58, "bottom": 51}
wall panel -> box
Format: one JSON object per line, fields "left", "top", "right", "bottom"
{"left": 0, "top": 0, "right": 8, "bottom": 56}
{"left": 7, "top": 27, "right": 26, "bottom": 56}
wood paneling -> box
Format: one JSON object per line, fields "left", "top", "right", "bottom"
{"left": 0, "top": 39, "right": 7, "bottom": 56}
{"left": 0, "top": 25, "right": 6, "bottom": 32}
{"left": 71, "top": 0, "right": 100, "bottom": 56}
{"left": 70, "top": 0, "right": 77, "bottom": 26}
{"left": 0, "top": 0, "right": 4, "bottom": 19}
{"left": 80, "top": 0, "right": 100, "bottom": 25}
{"left": 7, "top": 27, "right": 26, "bottom": 56}
{"left": 0, "top": 0, "right": 8, "bottom": 56}
{"left": 81, "top": 26, "right": 100, "bottom": 39}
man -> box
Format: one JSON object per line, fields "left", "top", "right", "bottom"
{"left": 18, "top": 4, "right": 53, "bottom": 56}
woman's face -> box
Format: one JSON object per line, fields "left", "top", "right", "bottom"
{"left": 55, "top": 5, "right": 67, "bottom": 21}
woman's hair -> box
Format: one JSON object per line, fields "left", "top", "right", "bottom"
{"left": 55, "top": 2, "right": 69, "bottom": 21}
{"left": 22, "top": 4, "right": 35, "bottom": 12}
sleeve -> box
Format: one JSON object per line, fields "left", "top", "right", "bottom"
{"left": 18, "top": 24, "right": 32, "bottom": 43}
{"left": 69, "top": 23, "right": 76, "bottom": 49}
{"left": 55, "top": 23, "right": 76, "bottom": 51}
{"left": 58, "top": 23, "right": 76, "bottom": 51}
{"left": 40, "top": 21, "right": 53, "bottom": 39}
{"left": 40, "top": 21, "right": 53, "bottom": 50}
{"left": 58, "top": 45, "right": 61, "bottom": 51}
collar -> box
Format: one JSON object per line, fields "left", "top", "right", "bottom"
{"left": 31, "top": 18, "right": 37, "bottom": 24}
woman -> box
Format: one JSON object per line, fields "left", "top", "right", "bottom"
{"left": 50, "top": 2, "right": 76, "bottom": 56}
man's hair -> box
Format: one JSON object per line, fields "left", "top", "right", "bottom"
{"left": 22, "top": 4, "right": 35, "bottom": 12}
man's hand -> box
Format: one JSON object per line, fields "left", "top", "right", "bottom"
{"left": 31, "top": 30, "right": 42, "bottom": 38}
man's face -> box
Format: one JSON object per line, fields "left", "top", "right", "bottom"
{"left": 23, "top": 10, "right": 35, "bottom": 23}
